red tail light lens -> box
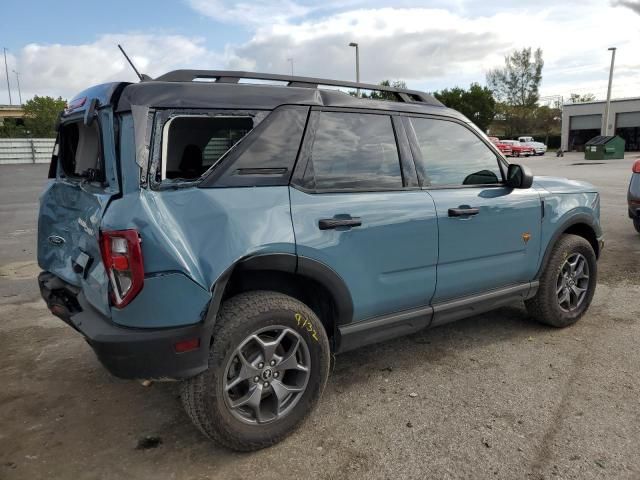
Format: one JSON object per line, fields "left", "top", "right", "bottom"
{"left": 100, "top": 230, "right": 144, "bottom": 308}
{"left": 633, "top": 160, "right": 640, "bottom": 174}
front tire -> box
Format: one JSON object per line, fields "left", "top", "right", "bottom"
{"left": 634, "top": 218, "right": 640, "bottom": 234}
{"left": 181, "top": 291, "right": 330, "bottom": 451}
{"left": 525, "top": 234, "right": 597, "bottom": 327}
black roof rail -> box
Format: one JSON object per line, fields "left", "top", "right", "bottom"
{"left": 153, "top": 70, "right": 440, "bottom": 105}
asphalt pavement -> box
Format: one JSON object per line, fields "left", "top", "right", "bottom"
{"left": 1, "top": 152, "right": 639, "bottom": 479}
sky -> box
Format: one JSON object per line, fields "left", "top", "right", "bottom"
{"left": 1, "top": 0, "right": 639, "bottom": 105}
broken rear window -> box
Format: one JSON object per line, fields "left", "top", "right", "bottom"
{"left": 161, "top": 116, "right": 254, "bottom": 181}
{"left": 58, "top": 121, "right": 103, "bottom": 181}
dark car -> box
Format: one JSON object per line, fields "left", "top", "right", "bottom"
{"left": 629, "top": 159, "right": 640, "bottom": 233}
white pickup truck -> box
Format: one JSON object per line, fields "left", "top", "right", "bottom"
{"left": 518, "top": 136, "right": 547, "bottom": 155}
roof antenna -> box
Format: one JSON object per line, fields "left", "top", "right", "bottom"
{"left": 118, "top": 44, "right": 145, "bottom": 81}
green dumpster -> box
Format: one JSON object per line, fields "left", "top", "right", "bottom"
{"left": 584, "top": 135, "right": 625, "bottom": 160}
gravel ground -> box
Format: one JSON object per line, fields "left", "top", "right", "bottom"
{"left": 1, "top": 152, "right": 639, "bottom": 480}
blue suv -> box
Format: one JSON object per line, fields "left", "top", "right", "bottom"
{"left": 37, "top": 70, "right": 603, "bottom": 451}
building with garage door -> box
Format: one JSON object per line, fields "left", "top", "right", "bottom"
{"left": 561, "top": 97, "right": 640, "bottom": 152}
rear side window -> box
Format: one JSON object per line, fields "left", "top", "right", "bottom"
{"left": 58, "top": 121, "right": 102, "bottom": 180}
{"left": 408, "top": 117, "right": 502, "bottom": 186}
{"left": 305, "top": 111, "right": 402, "bottom": 190}
{"left": 162, "top": 116, "right": 253, "bottom": 180}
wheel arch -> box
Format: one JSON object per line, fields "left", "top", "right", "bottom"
{"left": 536, "top": 214, "right": 601, "bottom": 279}
{"left": 206, "top": 253, "right": 354, "bottom": 349}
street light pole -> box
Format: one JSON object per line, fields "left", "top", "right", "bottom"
{"left": 287, "top": 58, "right": 294, "bottom": 76}
{"left": 603, "top": 47, "right": 616, "bottom": 136}
{"left": 348, "top": 42, "right": 360, "bottom": 97}
{"left": 12, "top": 70, "right": 22, "bottom": 105}
{"left": 3, "top": 47, "right": 12, "bottom": 105}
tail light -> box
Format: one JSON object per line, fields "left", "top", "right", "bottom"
{"left": 633, "top": 160, "right": 640, "bottom": 174}
{"left": 100, "top": 230, "right": 144, "bottom": 308}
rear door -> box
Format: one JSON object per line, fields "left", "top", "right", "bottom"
{"left": 404, "top": 116, "right": 542, "bottom": 304}
{"left": 38, "top": 108, "right": 119, "bottom": 315}
{"left": 290, "top": 109, "right": 438, "bottom": 323}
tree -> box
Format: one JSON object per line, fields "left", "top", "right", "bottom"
{"left": 568, "top": 93, "right": 596, "bottom": 103}
{"left": 433, "top": 83, "right": 496, "bottom": 131}
{"left": 23, "top": 96, "right": 67, "bottom": 137}
{"left": 369, "top": 80, "right": 407, "bottom": 101}
{"left": 534, "top": 105, "right": 562, "bottom": 144}
{"left": 0, "top": 119, "right": 28, "bottom": 138}
{"left": 486, "top": 48, "right": 544, "bottom": 135}
{"left": 349, "top": 80, "right": 407, "bottom": 100}
{"left": 486, "top": 48, "right": 544, "bottom": 108}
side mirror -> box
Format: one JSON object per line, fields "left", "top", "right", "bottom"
{"left": 507, "top": 164, "right": 533, "bottom": 189}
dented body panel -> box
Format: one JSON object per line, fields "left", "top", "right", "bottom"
{"left": 101, "top": 186, "right": 296, "bottom": 327}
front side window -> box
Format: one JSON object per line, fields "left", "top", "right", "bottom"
{"left": 307, "top": 111, "right": 403, "bottom": 190}
{"left": 409, "top": 117, "right": 502, "bottom": 187}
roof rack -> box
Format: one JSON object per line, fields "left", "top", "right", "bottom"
{"left": 153, "top": 70, "right": 438, "bottom": 105}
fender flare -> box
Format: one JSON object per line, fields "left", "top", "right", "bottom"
{"left": 203, "top": 253, "right": 354, "bottom": 329}
{"left": 535, "top": 213, "right": 600, "bottom": 279}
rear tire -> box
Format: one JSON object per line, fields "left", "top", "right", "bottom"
{"left": 634, "top": 218, "right": 640, "bottom": 234}
{"left": 525, "top": 234, "right": 597, "bottom": 327}
{"left": 181, "top": 291, "right": 330, "bottom": 451}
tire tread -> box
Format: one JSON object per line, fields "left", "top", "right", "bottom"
{"left": 181, "top": 291, "right": 329, "bottom": 451}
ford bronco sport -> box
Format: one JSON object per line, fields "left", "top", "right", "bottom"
{"left": 38, "top": 70, "right": 603, "bottom": 451}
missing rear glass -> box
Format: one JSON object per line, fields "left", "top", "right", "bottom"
{"left": 160, "top": 115, "right": 255, "bottom": 182}
{"left": 58, "top": 121, "right": 103, "bottom": 182}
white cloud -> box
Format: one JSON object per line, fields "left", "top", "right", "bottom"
{"left": 1, "top": 1, "right": 639, "bottom": 104}
{"left": 187, "top": 0, "right": 313, "bottom": 25}
{"left": 2, "top": 33, "right": 224, "bottom": 101}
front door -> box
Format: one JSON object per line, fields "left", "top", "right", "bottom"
{"left": 290, "top": 110, "right": 438, "bottom": 323}
{"left": 404, "top": 116, "right": 542, "bottom": 303}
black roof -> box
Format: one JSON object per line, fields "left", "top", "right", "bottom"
{"left": 110, "top": 69, "right": 458, "bottom": 117}
{"left": 585, "top": 135, "right": 620, "bottom": 145}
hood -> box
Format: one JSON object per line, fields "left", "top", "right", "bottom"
{"left": 533, "top": 176, "right": 597, "bottom": 194}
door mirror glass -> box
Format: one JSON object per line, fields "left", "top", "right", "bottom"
{"left": 507, "top": 164, "right": 534, "bottom": 189}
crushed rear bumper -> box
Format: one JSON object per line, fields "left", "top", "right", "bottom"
{"left": 38, "top": 271, "right": 212, "bottom": 380}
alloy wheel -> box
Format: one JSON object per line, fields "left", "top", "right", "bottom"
{"left": 222, "top": 326, "right": 311, "bottom": 425}
{"left": 556, "top": 253, "right": 590, "bottom": 312}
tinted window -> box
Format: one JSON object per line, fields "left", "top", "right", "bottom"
{"left": 309, "top": 112, "right": 402, "bottom": 190}
{"left": 208, "top": 105, "right": 309, "bottom": 187}
{"left": 409, "top": 118, "right": 502, "bottom": 186}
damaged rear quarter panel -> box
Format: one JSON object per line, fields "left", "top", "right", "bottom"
{"left": 100, "top": 186, "right": 296, "bottom": 328}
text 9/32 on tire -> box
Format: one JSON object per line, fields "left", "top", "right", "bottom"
{"left": 181, "top": 291, "right": 330, "bottom": 451}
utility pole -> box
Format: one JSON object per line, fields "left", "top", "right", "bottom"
{"left": 3, "top": 48, "right": 12, "bottom": 105}
{"left": 287, "top": 58, "right": 294, "bottom": 76}
{"left": 12, "top": 70, "right": 22, "bottom": 105}
{"left": 348, "top": 42, "right": 360, "bottom": 97}
{"left": 603, "top": 47, "right": 616, "bottom": 136}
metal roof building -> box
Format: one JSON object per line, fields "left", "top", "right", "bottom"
{"left": 561, "top": 97, "right": 640, "bottom": 152}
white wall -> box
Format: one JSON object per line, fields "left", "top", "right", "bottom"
{"left": 561, "top": 98, "right": 640, "bottom": 150}
{"left": 0, "top": 138, "right": 55, "bottom": 165}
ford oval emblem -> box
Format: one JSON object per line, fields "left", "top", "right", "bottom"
{"left": 48, "top": 235, "right": 66, "bottom": 246}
